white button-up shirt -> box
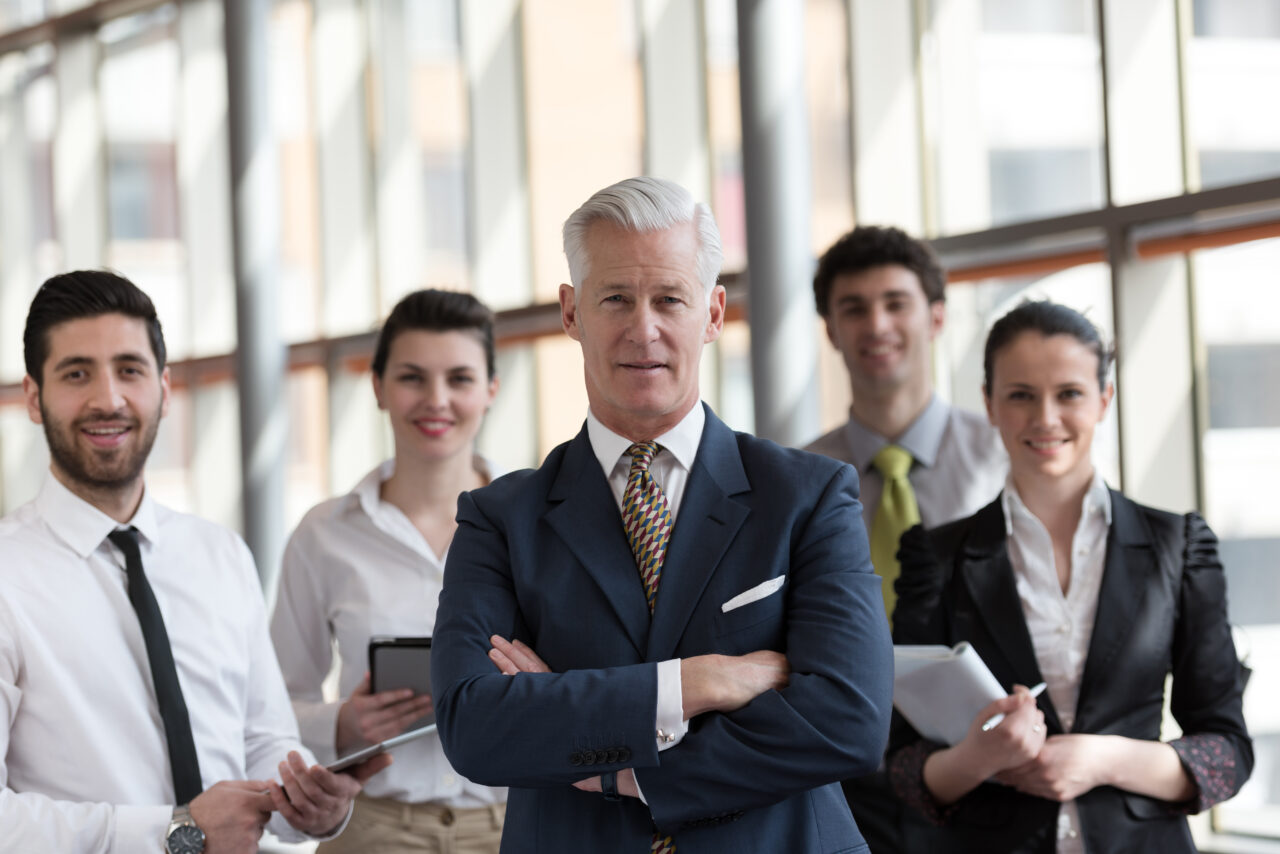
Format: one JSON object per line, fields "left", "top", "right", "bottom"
{"left": 1003, "top": 470, "right": 1112, "bottom": 854}
{"left": 0, "top": 473, "right": 321, "bottom": 853}
{"left": 270, "top": 459, "right": 506, "bottom": 808}
{"left": 586, "top": 403, "right": 706, "bottom": 752}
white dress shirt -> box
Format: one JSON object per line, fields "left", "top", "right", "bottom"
{"left": 0, "top": 473, "right": 322, "bottom": 853}
{"left": 1002, "top": 470, "right": 1112, "bottom": 854}
{"left": 270, "top": 458, "right": 506, "bottom": 807}
{"left": 805, "top": 396, "right": 1008, "bottom": 532}
{"left": 585, "top": 403, "right": 706, "bottom": 752}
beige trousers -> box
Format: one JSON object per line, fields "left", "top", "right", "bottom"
{"left": 317, "top": 793, "right": 505, "bottom": 854}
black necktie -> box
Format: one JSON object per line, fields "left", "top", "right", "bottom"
{"left": 107, "top": 527, "right": 203, "bottom": 804}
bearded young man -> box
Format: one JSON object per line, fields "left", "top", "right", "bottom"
{"left": 0, "top": 270, "right": 386, "bottom": 854}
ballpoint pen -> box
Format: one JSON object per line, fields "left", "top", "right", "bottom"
{"left": 980, "top": 681, "right": 1047, "bottom": 732}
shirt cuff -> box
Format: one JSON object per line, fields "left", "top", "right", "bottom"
{"left": 112, "top": 804, "right": 171, "bottom": 853}
{"left": 654, "top": 658, "right": 688, "bottom": 751}
{"left": 266, "top": 800, "right": 352, "bottom": 843}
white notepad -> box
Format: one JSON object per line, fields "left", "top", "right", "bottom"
{"left": 893, "top": 642, "right": 1007, "bottom": 746}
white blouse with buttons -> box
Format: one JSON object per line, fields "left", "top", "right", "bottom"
{"left": 270, "top": 459, "right": 506, "bottom": 808}
{"left": 1001, "top": 470, "right": 1112, "bottom": 854}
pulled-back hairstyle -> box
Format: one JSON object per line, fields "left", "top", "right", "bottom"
{"left": 24, "top": 270, "right": 167, "bottom": 383}
{"left": 562, "top": 176, "right": 723, "bottom": 293}
{"left": 983, "top": 300, "right": 1114, "bottom": 393}
{"left": 371, "top": 289, "right": 497, "bottom": 379}
{"left": 812, "top": 225, "right": 946, "bottom": 316}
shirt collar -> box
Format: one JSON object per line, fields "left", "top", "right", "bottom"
{"left": 1000, "top": 468, "right": 1112, "bottom": 536}
{"left": 348, "top": 459, "right": 397, "bottom": 519}
{"left": 34, "top": 470, "right": 162, "bottom": 558}
{"left": 586, "top": 403, "right": 706, "bottom": 478}
{"left": 842, "top": 394, "right": 949, "bottom": 469}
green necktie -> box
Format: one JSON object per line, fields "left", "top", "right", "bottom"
{"left": 870, "top": 444, "right": 920, "bottom": 625}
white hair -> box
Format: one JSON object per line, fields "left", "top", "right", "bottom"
{"left": 562, "top": 176, "right": 724, "bottom": 293}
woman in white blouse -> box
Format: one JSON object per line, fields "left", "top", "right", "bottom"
{"left": 271, "top": 289, "right": 506, "bottom": 853}
{"left": 887, "top": 300, "right": 1250, "bottom": 854}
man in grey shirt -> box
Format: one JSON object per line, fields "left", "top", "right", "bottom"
{"left": 804, "top": 225, "right": 1006, "bottom": 854}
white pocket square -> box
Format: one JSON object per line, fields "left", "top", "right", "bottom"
{"left": 720, "top": 575, "right": 787, "bottom": 613}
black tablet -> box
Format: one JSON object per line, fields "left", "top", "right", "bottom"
{"left": 368, "top": 636, "right": 434, "bottom": 731}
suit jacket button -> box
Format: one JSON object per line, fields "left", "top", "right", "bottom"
{"left": 588, "top": 750, "right": 601, "bottom": 765}
{"left": 569, "top": 752, "right": 583, "bottom": 766}
{"left": 606, "top": 748, "right": 619, "bottom": 763}
{"left": 619, "top": 747, "right": 632, "bottom": 761}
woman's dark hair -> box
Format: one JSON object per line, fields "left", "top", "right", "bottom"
{"left": 371, "top": 289, "right": 496, "bottom": 379}
{"left": 812, "top": 225, "right": 946, "bottom": 316}
{"left": 24, "top": 270, "right": 166, "bottom": 383}
{"left": 983, "top": 300, "right": 1114, "bottom": 393}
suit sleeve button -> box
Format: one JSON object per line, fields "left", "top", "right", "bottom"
{"left": 606, "top": 748, "right": 619, "bottom": 763}
{"left": 569, "top": 752, "right": 583, "bottom": 766}
{"left": 619, "top": 747, "right": 632, "bottom": 761}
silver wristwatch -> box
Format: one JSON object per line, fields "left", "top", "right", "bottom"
{"left": 164, "top": 804, "right": 205, "bottom": 854}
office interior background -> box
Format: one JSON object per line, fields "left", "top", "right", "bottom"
{"left": 0, "top": 0, "right": 1276, "bottom": 849}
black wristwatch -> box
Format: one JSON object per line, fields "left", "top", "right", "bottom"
{"left": 164, "top": 804, "right": 205, "bottom": 854}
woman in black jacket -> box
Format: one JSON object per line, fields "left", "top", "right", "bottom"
{"left": 887, "top": 300, "right": 1251, "bottom": 854}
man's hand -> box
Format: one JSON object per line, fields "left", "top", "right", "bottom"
{"left": 572, "top": 768, "right": 641, "bottom": 799}
{"left": 335, "top": 672, "right": 434, "bottom": 754}
{"left": 680, "top": 650, "right": 790, "bottom": 719}
{"left": 265, "top": 750, "right": 392, "bottom": 837}
{"left": 489, "top": 636, "right": 551, "bottom": 674}
{"left": 187, "top": 780, "right": 273, "bottom": 854}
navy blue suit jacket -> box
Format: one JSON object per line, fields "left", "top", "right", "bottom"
{"left": 431, "top": 406, "right": 893, "bottom": 853}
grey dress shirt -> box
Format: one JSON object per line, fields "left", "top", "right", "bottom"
{"left": 804, "top": 396, "right": 1008, "bottom": 535}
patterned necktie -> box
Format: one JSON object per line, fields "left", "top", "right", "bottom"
{"left": 107, "top": 527, "right": 204, "bottom": 804}
{"left": 621, "top": 443, "right": 676, "bottom": 854}
{"left": 622, "top": 442, "right": 673, "bottom": 615}
{"left": 870, "top": 444, "right": 920, "bottom": 626}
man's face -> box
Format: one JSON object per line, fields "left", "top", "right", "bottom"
{"left": 824, "top": 264, "right": 945, "bottom": 399}
{"left": 560, "top": 220, "right": 725, "bottom": 440}
{"left": 23, "top": 313, "right": 169, "bottom": 507}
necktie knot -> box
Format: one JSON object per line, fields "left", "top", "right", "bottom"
{"left": 107, "top": 526, "right": 141, "bottom": 563}
{"left": 626, "top": 441, "right": 660, "bottom": 473}
{"left": 872, "top": 444, "right": 913, "bottom": 480}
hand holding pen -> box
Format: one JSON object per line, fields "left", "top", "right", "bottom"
{"left": 982, "top": 681, "right": 1048, "bottom": 732}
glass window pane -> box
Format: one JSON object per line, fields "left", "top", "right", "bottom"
{"left": 806, "top": 0, "right": 853, "bottom": 253}
{"left": 370, "top": 0, "right": 471, "bottom": 314}
{"left": 100, "top": 7, "right": 187, "bottom": 358}
{"left": 1187, "top": 0, "right": 1280, "bottom": 189}
{"left": 937, "top": 262, "right": 1119, "bottom": 485}
{"left": 704, "top": 0, "right": 746, "bottom": 273}
{"left": 1192, "top": 236, "right": 1280, "bottom": 836}
{"left": 26, "top": 46, "right": 58, "bottom": 283}
{"left": 523, "top": 0, "right": 643, "bottom": 301}
{"left": 272, "top": 0, "right": 323, "bottom": 343}
{"left": 285, "top": 366, "right": 330, "bottom": 532}
{"left": 923, "top": 0, "right": 1105, "bottom": 234}
{"left": 0, "top": 0, "right": 47, "bottom": 31}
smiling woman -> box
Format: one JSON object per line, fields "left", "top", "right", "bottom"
{"left": 268, "top": 288, "right": 508, "bottom": 854}
{"left": 886, "top": 300, "right": 1253, "bottom": 854}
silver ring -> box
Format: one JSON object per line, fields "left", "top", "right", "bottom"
{"left": 1032, "top": 724, "right": 1044, "bottom": 733}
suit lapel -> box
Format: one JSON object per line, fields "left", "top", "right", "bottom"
{"left": 958, "top": 500, "right": 1060, "bottom": 729}
{"left": 646, "top": 409, "right": 750, "bottom": 661}
{"left": 1076, "top": 491, "right": 1156, "bottom": 728}
{"left": 544, "top": 426, "right": 651, "bottom": 657}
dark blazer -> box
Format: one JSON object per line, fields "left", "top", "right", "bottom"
{"left": 431, "top": 406, "right": 893, "bottom": 854}
{"left": 887, "top": 491, "right": 1252, "bottom": 854}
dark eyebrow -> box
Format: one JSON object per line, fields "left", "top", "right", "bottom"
{"left": 51, "top": 352, "right": 151, "bottom": 373}
{"left": 52, "top": 355, "right": 93, "bottom": 372}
